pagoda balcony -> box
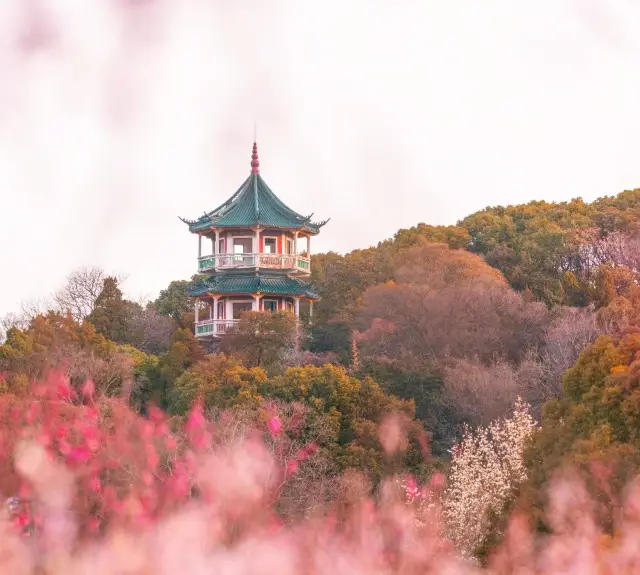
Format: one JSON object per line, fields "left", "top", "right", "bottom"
{"left": 197, "top": 253, "right": 311, "bottom": 274}
{"left": 195, "top": 317, "right": 304, "bottom": 338}
{"left": 195, "top": 318, "right": 239, "bottom": 336}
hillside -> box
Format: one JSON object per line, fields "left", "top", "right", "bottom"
{"left": 3, "top": 188, "right": 640, "bottom": 564}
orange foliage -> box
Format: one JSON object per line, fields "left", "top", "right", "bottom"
{"left": 393, "top": 243, "right": 507, "bottom": 288}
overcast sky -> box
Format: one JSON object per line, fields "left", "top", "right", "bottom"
{"left": 2, "top": 0, "right": 640, "bottom": 315}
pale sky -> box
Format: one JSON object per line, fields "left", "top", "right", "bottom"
{"left": 2, "top": 0, "right": 640, "bottom": 315}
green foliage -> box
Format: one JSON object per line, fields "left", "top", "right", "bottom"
{"left": 154, "top": 277, "right": 203, "bottom": 328}
{"left": 357, "top": 359, "right": 459, "bottom": 457}
{"left": 169, "top": 354, "right": 266, "bottom": 414}
{"left": 220, "top": 311, "right": 297, "bottom": 372}
{"left": 522, "top": 330, "right": 640, "bottom": 531}
{"left": 457, "top": 191, "right": 640, "bottom": 306}
{"left": 0, "top": 312, "right": 115, "bottom": 379}
{"left": 87, "top": 277, "right": 137, "bottom": 343}
{"left": 309, "top": 249, "right": 394, "bottom": 360}
{"left": 0, "top": 312, "right": 139, "bottom": 396}
{"left": 172, "top": 360, "right": 427, "bottom": 481}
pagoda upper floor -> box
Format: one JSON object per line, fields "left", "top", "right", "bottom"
{"left": 180, "top": 142, "right": 328, "bottom": 276}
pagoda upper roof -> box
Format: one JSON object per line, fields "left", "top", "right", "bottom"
{"left": 187, "top": 274, "right": 320, "bottom": 300}
{"left": 180, "top": 142, "right": 328, "bottom": 235}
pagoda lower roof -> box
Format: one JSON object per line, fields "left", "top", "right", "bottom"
{"left": 187, "top": 274, "right": 320, "bottom": 300}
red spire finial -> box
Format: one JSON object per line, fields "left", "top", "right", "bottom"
{"left": 251, "top": 142, "right": 260, "bottom": 174}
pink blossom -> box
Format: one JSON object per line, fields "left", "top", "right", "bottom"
{"left": 268, "top": 416, "right": 282, "bottom": 436}
{"left": 68, "top": 446, "right": 91, "bottom": 463}
{"left": 185, "top": 402, "right": 205, "bottom": 432}
{"left": 88, "top": 476, "right": 101, "bottom": 492}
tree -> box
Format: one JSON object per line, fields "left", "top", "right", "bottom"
{"left": 125, "top": 304, "right": 176, "bottom": 355}
{"left": 0, "top": 312, "right": 28, "bottom": 344}
{"left": 441, "top": 355, "right": 543, "bottom": 427}
{"left": 443, "top": 399, "right": 537, "bottom": 559}
{"left": 0, "top": 311, "right": 134, "bottom": 397}
{"left": 1, "top": 297, "right": 52, "bottom": 343}
{"left": 169, "top": 354, "right": 265, "bottom": 415}
{"left": 309, "top": 248, "right": 394, "bottom": 360}
{"left": 522, "top": 330, "right": 640, "bottom": 534}
{"left": 172, "top": 362, "right": 427, "bottom": 483}
{"left": 53, "top": 267, "right": 115, "bottom": 321}
{"left": 220, "top": 311, "right": 297, "bottom": 372}
{"left": 392, "top": 243, "right": 506, "bottom": 289}
{"left": 389, "top": 223, "right": 471, "bottom": 251}
{"left": 87, "top": 277, "right": 137, "bottom": 344}
{"left": 537, "top": 305, "right": 600, "bottom": 400}
{"left": 357, "top": 262, "right": 549, "bottom": 367}
{"left": 154, "top": 279, "right": 195, "bottom": 323}
{"left": 357, "top": 358, "right": 458, "bottom": 457}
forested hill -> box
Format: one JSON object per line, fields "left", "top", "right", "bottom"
{"left": 4, "top": 187, "right": 640, "bottom": 561}
{"left": 310, "top": 188, "right": 640, "bottom": 353}
{"left": 306, "top": 188, "right": 640, "bottom": 452}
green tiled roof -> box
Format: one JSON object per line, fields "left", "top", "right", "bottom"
{"left": 187, "top": 274, "right": 320, "bottom": 300}
{"left": 180, "top": 172, "right": 328, "bottom": 234}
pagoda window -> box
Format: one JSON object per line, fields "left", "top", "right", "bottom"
{"left": 201, "top": 236, "right": 213, "bottom": 257}
{"left": 218, "top": 238, "right": 225, "bottom": 254}
{"left": 217, "top": 300, "right": 225, "bottom": 319}
{"left": 263, "top": 299, "right": 278, "bottom": 313}
{"left": 233, "top": 237, "right": 253, "bottom": 265}
{"left": 233, "top": 238, "right": 252, "bottom": 254}
{"left": 285, "top": 238, "right": 293, "bottom": 255}
{"left": 232, "top": 302, "right": 252, "bottom": 319}
{"left": 264, "top": 237, "right": 276, "bottom": 254}
{"left": 284, "top": 299, "right": 294, "bottom": 313}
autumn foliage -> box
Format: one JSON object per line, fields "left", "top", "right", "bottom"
{"left": 6, "top": 189, "right": 640, "bottom": 569}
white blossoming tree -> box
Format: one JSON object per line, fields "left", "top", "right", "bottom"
{"left": 443, "top": 398, "right": 537, "bottom": 558}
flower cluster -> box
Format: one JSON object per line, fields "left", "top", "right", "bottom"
{"left": 443, "top": 397, "right": 537, "bottom": 557}
{"left": 0, "top": 371, "right": 200, "bottom": 539}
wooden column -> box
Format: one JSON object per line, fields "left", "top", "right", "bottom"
{"left": 214, "top": 230, "right": 220, "bottom": 270}
{"left": 256, "top": 227, "right": 261, "bottom": 268}
{"left": 294, "top": 297, "right": 300, "bottom": 318}
{"left": 198, "top": 234, "right": 202, "bottom": 259}
{"left": 194, "top": 301, "right": 199, "bottom": 323}
{"left": 309, "top": 300, "right": 313, "bottom": 324}
{"left": 212, "top": 296, "right": 217, "bottom": 320}
{"left": 294, "top": 231, "right": 298, "bottom": 255}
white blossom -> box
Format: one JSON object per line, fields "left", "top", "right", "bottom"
{"left": 442, "top": 398, "right": 537, "bottom": 557}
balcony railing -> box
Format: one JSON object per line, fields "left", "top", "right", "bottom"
{"left": 198, "top": 253, "right": 310, "bottom": 273}
{"left": 195, "top": 319, "right": 239, "bottom": 336}
{"left": 195, "top": 317, "right": 303, "bottom": 337}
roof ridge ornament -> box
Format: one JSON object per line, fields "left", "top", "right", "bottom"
{"left": 251, "top": 141, "right": 260, "bottom": 174}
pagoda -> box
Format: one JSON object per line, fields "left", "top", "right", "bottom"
{"left": 181, "top": 142, "right": 328, "bottom": 338}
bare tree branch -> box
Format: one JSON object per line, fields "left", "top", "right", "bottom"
{"left": 53, "top": 267, "right": 119, "bottom": 321}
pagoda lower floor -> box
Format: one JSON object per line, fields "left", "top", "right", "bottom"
{"left": 188, "top": 273, "right": 319, "bottom": 338}
{"left": 195, "top": 294, "right": 309, "bottom": 337}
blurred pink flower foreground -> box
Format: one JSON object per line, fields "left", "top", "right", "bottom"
{"left": 0, "top": 372, "right": 640, "bottom": 574}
